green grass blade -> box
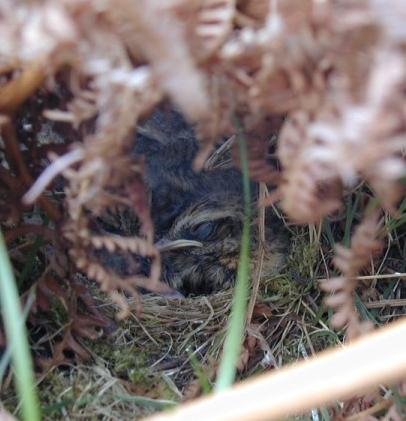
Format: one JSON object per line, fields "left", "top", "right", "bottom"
{"left": 0, "top": 230, "right": 41, "bottom": 421}
{"left": 343, "top": 194, "right": 359, "bottom": 247}
{"left": 386, "top": 196, "right": 406, "bottom": 232}
{"left": 354, "top": 292, "right": 378, "bottom": 325}
{"left": 391, "top": 385, "right": 406, "bottom": 418}
{"left": 322, "top": 219, "right": 335, "bottom": 248}
{"left": 114, "top": 394, "right": 177, "bottom": 410}
{"left": 186, "top": 347, "right": 211, "bottom": 395}
{"left": 43, "top": 394, "right": 176, "bottom": 416}
{"left": 0, "top": 287, "right": 36, "bottom": 383}
{"left": 215, "top": 118, "right": 251, "bottom": 392}
{"left": 41, "top": 396, "right": 97, "bottom": 416}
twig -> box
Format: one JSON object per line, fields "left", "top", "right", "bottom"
{"left": 355, "top": 272, "right": 406, "bottom": 281}
{"left": 246, "top": 182, "right": 266, "bottom": 325}
{"left": 365, "top": 299, "right": 406, "bottom": 309}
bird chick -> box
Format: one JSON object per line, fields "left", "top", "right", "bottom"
{"left": 135, "top": 107, "right": 287, "bottom": 295}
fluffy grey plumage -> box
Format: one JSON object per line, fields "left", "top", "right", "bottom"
{"left": 134, "top": 107, "right": 287, "bottom": 295}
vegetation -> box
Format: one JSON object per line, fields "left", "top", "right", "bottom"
{"left": 0, "top": 1, "right": 405, "bottom": 420}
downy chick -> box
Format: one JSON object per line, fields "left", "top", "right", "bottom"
{"left": 135, "top": 108, "right": 286, "bottom": 295}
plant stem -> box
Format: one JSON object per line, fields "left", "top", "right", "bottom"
{"left": 215, "top": 117, "right": 251, "bottom": 391}
{"left": 0, "top": 230, "right": 41, "bottom": 421}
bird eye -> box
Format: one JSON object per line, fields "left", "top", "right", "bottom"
{"left": 190, "top": 221, "right": 217, "bottom": 241}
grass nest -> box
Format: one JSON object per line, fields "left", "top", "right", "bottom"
{"left": 3, "top": 223, "right": 405, "bottom": 419}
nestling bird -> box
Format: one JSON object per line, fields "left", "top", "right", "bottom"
{"left": 133, "top": 107, "right": 287, "bottom": 295}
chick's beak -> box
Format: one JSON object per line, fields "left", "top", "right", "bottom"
{"left": 155, "top": 238, "right": 203, "bottom": 252}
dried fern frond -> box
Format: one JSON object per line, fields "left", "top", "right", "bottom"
{"left": 1, "top": 0, "right": 178, "bottom": 318}
{"left": 189, "top": 0, "right": 236, "bottom": 60}
{"left": 108, "top": 0, "right": 210, "bottom": 122}
{"left": 321, "top": 212, "right": 383, "bottom": 339}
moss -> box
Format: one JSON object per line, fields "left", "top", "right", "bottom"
{"left": 80, "top": 337, "right": 177, "bottom": 400}
{"left": 260, "top": 229, "right": 319, "bottom": 300}
{"left": 49, "top": 297, "right": 70, "bottom": 326}
{"left": 112, "top": 347, "right": 147, "bottom": 376}
{"left": 38, "top": 372, "right": 74, "bottom": 404}
{"left": 286, "top": 235, "right": 319, "bottom": 284}
{"left": 88, "top": 337, "right": 116, "bottom": 360}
